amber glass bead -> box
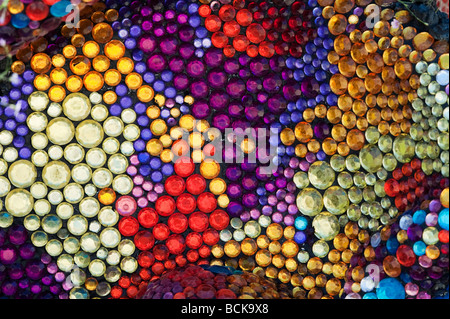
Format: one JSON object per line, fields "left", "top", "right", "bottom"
{"left": 48, "top": 85, "right": 66, "bottom": 102}
{"left": 352, "top": 100, "right": 367, "bottom": 117}
{"left": 91, "top": 11, "right": 105, "bottom": 24}
{"left": 338, "top": 95, "right": 352, "bottom": 112}
{"left": 117, "top": 57, "right": 135, "bottom": 75}
{"left": 334, "top": 35, "right": 352, "bottom": 56}
{"left": 327, "top": 106, "right": 343, "bottom": 124}
{"left": 11, "top": 61, "right": 25, "bottom": 74}
{"left": 346, "top": 129, "right": 365, "bottom": 150}
{"left": 8, "top": 0, "right": 24, "bottom": 14}
{"left": 93, "top": 55, "right": 111, "bottom": 72}
{"left": 383, "top": 256, "right": 401, "bottom": 277}
{"left": 82, "top": 41, "right": 101, "bottom": 58}
{"left": 84, "top": 71, "right": 104, "bottom": 92}
{"left": 383, "top": 48, "right": 398, "bottom": 66}
{"left": 307, "top": 140, "right": 321, "bottom": 153}
{"left": 330, "top": 74, "right": 348, "bottom": 95}
{"left": 63, "top": 45, "right": 77, "bottom": 59}
{"left": 52, "top": 54, "right": 66, "bottom": 68}
{"left": 328, "top": 14, "right": 347, "bottom": 36}
{"left": 391, "top": 36, "right": 404, "bottom": 49}
{"left": 402, "top": 26, "right": 417, "bottom": 41}
{"left": 105, "top": 9, "right": 119, "bottom": 22}
{"left": 367, "top": 108, "right": 381, "bottom": 126}
{"left": 34, "top": 74, "right": 51, "bottom": 91}
{"left": 104, "top": 40, "right": 126, "bottom": 60}
{"left": 409, "top": 51, "right": 422, "bottom": 64}
{"left": 71, "top": 34, "right": 85, "bottom": 48}
{"left": 66, "top": 75, "right": 83, "bottom": 93}
{"left": 61, "top": 25, "right": 76, "bottom": 38}
{"left": 337, "top": 142, "right": 350, "bottom": 156}
{"left": 351, "top": 43, "right": 368, "bottom": 64}
{"left": 373, "top": 21, "right": 390, "bottom": 37}
{"left": 322, "top": 138, "right": 337, "bottom": 155}
{"left": 348, "top": 78, "right": 366, "bottom": 99}
{"left": 361, "top": 30, "right": 373, "bottom": 43}
{"left": 137, "top": 86, "right": 155, "bottom": 103}
{"left": 125, "top": 73, "right": 143, "bottom": 90}
{"left": 16, "top": 47, "right": 33, "bottom": 63}
{"left": 364, "top": 39, "right": 378, "bottom": 54}
{"left": 92, "top": 22, "right": 114, "bottom": 44}
{"left": 70, "top": 56, "right": 91, "bottom": 76}
{"left": 342, "top": 111, "right": 356, "bottom": 129}
{"left": 314, "top": 104, "right": 327, "bottom": 118}
{"left": 338, "top": 56, "right": 356, "bottom": 77}
{"left": 349, "top": 29, "right": 361, "bottom": 43}
{"left": 328, "top": 51, "right": 340, "bottom": 64}
{"left": 104, "top": 69, "right": 122, "bottom": 86}
{"left": 367, "top": 53, "right": 384, "bottom": 73}
{"left": 355, "top": 65, "right": 368, "bottom": 79}
{"left": 378, "top": 37, "right": 391, "bottom": 51}
{"left": 77, "top": 19, "right": 94, "bottom": 35}
{"left": 303, "top": 108, "right": 315, "bottom": 123}
{"left": 398, "top": 45, "right": 412, "bottom": 58}
{"left": 30, "top": 53, "right": 52, "bottom": 74}
{"left": 322, "top": 6, "right": 335, "bottom": 19}
{"left": 103, "top": 91, "right": 117, "bottom": 104}
{"left": 31, "top": 38, "right": 48, "bottom": 53}
{"left": 294, "top": 122, "right": 313, "bottom": 143}
{"left": 394, "top": 58, "right": 412, "bottom": 80}
{"left": 50, "top": 68, "right": 68, "bottom": 85}
{"left": 412, "top": 32, "right": 434, "bottom": 51}
{"left": 365, "top": 94, "right": 377, "bottom": 108}
{"left": 365, "top": 73, "right": 382, "bottom": 94}
{"left": 332, "top": 124, "right": 347, "bottom": 142}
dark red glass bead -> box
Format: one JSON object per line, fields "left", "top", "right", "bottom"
{"left": 396, "top": 245, "right": 416, "bottom": 267}
{"left": 153, "top": 244, "right": 170, "bottom": 261}
{"left": 138, "top": 251, "right": 155, "bottom": 268}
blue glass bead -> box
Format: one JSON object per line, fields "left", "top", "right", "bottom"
{"left": 314, "top": 37, "right": 323, "bottom": 48}
{"left": 316, "top": 151, "right": 326, "bottom": 161}
{"left": 194, "top": 38, "right": 202, "bottom": 48}
{"left": 5, "top": 119, "right": 16, "bottom": 131}
{"left": 13, "top": 136, "right": 25, "bottom": 148}
{"left": 189, "top": 15, "right": 201, "bottom": 28}
{"left": 0, "top": 96, "right": 9, "bottom": 106}
{"left": 294, "top": 231, "right": 306, "bottom": 244}
{"left": 277, "top": 146, "right": 286, "bottom": 156}
{"left": 124, "top": 38, "right": 137, "bottom": 50}
{"left": 399, "top": 214, "right": 413, "bottom": 230}
{"left": 437, "top": 70, "right": 449, "bottom": 86}
{"left": 164, "top": 87, "right": 177, "bottom": 98}
{"left": 304, "top": 65, "right": 315, "bottom": 76}
{"left": 316, "top": 48, "right": 327, "bottom": 60}
{"left": 413, "top": 241, "right": 427, "bottom": 256}
{"left": 291, "top": 111, "right": 302, "bottom": 123}
{"left": 294, "top": 59, "right": 304, "bottom": 69}
{"left": 150, "top": 157, "right": 162, "bottom": 170}
{"left": 370, "top": 232, "right": 381, "bottom": 247}
{"left": 139, "top": 165, "right": 151, "bottom": 177}
{"left": 135, "top": 62, "right": 147, "bottom": 74}
{"left": 313, "top": 7, "right": 322, "bottom": 17}
{"left": 294, "top": 70, "right": 305, "bottom": 81}
{"left": 143, "top": 72, "right": 155, "bottom": 84}
{"left": 9, "top": 89, "right": 21, "bottom": 100}
{"left": 4, "top": 107, "right": 15, "bottom": 118}
{"left": 161, "top": 163, "right": 174, "bottom": 176}
{"left": 286, "top": 57, "right": 296, "bottom": 69}
{"left": 400, "top": 272, "right": 411, "bottom": 284}
{"left": 115, "top": 84, "right": 128, "bottom": 97}
{"left": 161, "top": 70, "right": 173, "bottom": 82}
{"left": 256, "top": 187, "right": 266, "bottom": 196}
{"left": 307, "top": 99, "right": 316, "bottom": 108}
{"left": 286, "top": 146, "right": 295, "bottom": 156}
{"left": 376, "top": 278, "right": 406, "bottom": 299}
{"left": 315, "top": 70, "right": 327, "bottom": 82}
{"left": 294, "top": 216, "right": 308, "bottom": 230}
{"left": 109, "top": 104, "right": 122, "bottom": 116}
{"left": 153, "top": 80, "right": 165, "bottom": 92}
{"left": 308, "top": 0, "right": 318, "bottom": 7}
{"left": 16, "top": 124, "right": 28, "bottom": 136}
{"left": 413, "top": 210, "right": 427, "bottom": 225}
{"left": 138, "top": 152, "right": 151, "bottom": 164}
{"left": 329, "top": 64, "right": 339, "bottom": 74}
{"left": 326, "top": 93, "right": 338, "bottom": 105}
{"left": 188, "top": 3, "right": 199, "bottom": 14}
{"left": 305, "top": 43, "right": 316, "bottom": 54}
{"left": 202, "top": 38, "right": 211, "bottom": 48}
{"left": 19, "top": 147, "right": 31, "bottom": 159}
{"left": 296, "top": 99, "right": 307, "bottom": 111}
{"left": 134, "top": 102, "right": 146, "bottom": 114}
{"left": 438, "top": 208, "right": 449, "bottom": 230}
{"left": 195, "top": 48, "right": 204, "bottom": 58}
{"left": 111, "top": 21, "right": 121, "bottom": 31}
{"left": 315, "top": 94, "right": 325, "bottom": 103}
{"left": 132, "top": 49, "right": 144, "bottom": 61}
{"left": 270, "top": 122, "right": 282, "bottom": 130}
{"left": 11, "top": 12, "right": 30, "bottom": 28}
{"left": 141, "top": 128, "right": 152, "bottom": 140}
{"left": 180, "top": 104, "right": 190, "bottom": 114}
{"left": 303, "top": 54, "right": 312, "bottom": 64}
{"left": 22, "top": 70, "right": 35, "bottom": 82}
{"left": 321, "top": 60, "right": 330, "bottom": 71}
{"left": 363, "top": 292, "right": 377, "bottom": 299}
{"left": 279, "top": 113, "right": 291, "bottom": 125}
{"left": 317, "top": 26, "right": 329, "bottom": 38}
{"left": 0, "top": 120, "right": 3, "bottom": 129}
{"left": 160, "top": 109, "right": 171, "bottom": 119}
{"left": 314, "top": 16, "right": 324, "bottom": 26}
{"left": 120, "top": 96, "right": 132, "bottom": 108}
{"left": 322, "top": 38, "right": 333, "bottom": 50}
{"left": 259, "top": 196, "right": 268, "bottom": 206}
{"left": 129, "top": 25, "right": 142, "bottom": 38}
{"left": 50, "top": 0, "right": 71, "bottom": 17}
{"left": 137, "top": 115, "right": 149, "bottom": 127}
{"left": 287, "top": 102, "right": 296, "bottom": 112}
{"left": 133, "top": 140, "right": 146, "bottom": 152}
{"left": 320, "top": 83, "right": 331, "bottom": 95}
{"left": 15, "top": 112, "right": 27, "bottom": 123}
{"left": 386, "top": 237, "right": 399, "bottom": 254}
{"left": 118, "top": 29, "right": 129, "bottom": 39}
{"left": 18, "top": 100, "right": 28, "bottom": 111}
{"left": 195, "top": 26, "right": 208, "bottom": 38}
{"left": 121, "top": 18, "right": 132, "bottom": 28}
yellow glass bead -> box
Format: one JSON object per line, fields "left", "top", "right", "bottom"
{"left": 179, "top": 115, "right": 195, "bottom": 131}
{"left": 266, "top": 223, "right": 283, "bottom": 241}
{"left": 104, "top": 69, "right": 121, "bottom": 87}
{"left": 189, "top": 132, "right": 204, "bottom": 149}
{"left": 98, "top": 188, "right": 116, "bottom": 205}
{"left": 34, "top": 74, "right": 52, "bottom": 91}
{"left": 137, "top": 85, "right": 155, "bottom": 103}
{"left": 146, "top": 106, "right": 160, "bottom": 119}
{"left": 280, "top": 128, "right": 295, "bottom": 146}
{"left": 281, "top": 240, "right": 299, "bottom": 258}
{"left": 82, "top": 41, "right": 101, "bottom": 59}
{"left": 184, "top": 95, "right": 194, "bottom": 105}
{"left": 217, "top": 194, "right": 229, "bottom": 208}
{"left": 66, "top": 75, "right": 83, "bottom": 93}
{"left": 441, "top": 187, "right": 449, "bottom": 208}
{"left": 240, "top": 138, "right": 255, "bottom": 154}
{"left": 154, "top": 94, "right": 166, "bottom": 107}
{"left": 8, "top": 0, "right": 24, "bottom": 14}
{"left": 83, "top": 71, "right": 104, "bottom": 92}
{"left": 125, "top": 72, "right": 143, "bottom": 90}
{"left": 50, "top": 68, "right": 68, "bottom": 85}
{"left": 191, "top": 149, "right": 204, "bottom": 163}
{"left": 425, "top": 245, "right": 440, "bottom": 260}
{"left": 224, "top": 240, "right": 241, "bottom": 258}
{"left": 104, "top": 40, "right": 125, "bottom": 60}
{"left": 48, "top": 85, "right": 66, "bottom": 103}
{"left": 257, "top": 235, "right": 270, "bottom": 249}
{"left": 209, "top": 178, "right": 227, "bottom": 195}
{"left": 159, "top": 134, "right": 172, "bottom": 148}
{"left": 150, "top": 119, "right": 168, "bottom": 136}
{"left": 102, "top": 91, "right": 117, "bottom": 105}
{"left": 255, "top": 249, "right": 272, "bottom": 267}
{"left": 31, "top": 53, "right": 52, "bottom": 74}
{"left": 146, "top": 139, "right": 163, "bottom": 156}
{"left": 170, "top": 108, "right": 181, "bottom": 118}
{"left": 51, "top": 54, "right": 65, "bottom": 68}
{"left": 70, "top": 56, "right": 91, "bottom": 76}
{"left": 241, "top": 238, "right": 258, "bottom": 256}
{"left": 199, "top": 159, "right": 220, "bottom": 179}
{"left": 268, "top": 241, "right": 281, "bottom": 255}
{"left": 160, "top": 149, "right": 174, "bottom": 163}
{"left": 62, "top": 45, "right": 77, "bottom": 59}
{"left": 117, "top": 57, "right": 134, "bottom": 75}
{"left": 92, "top": 55, "right": 111, "bottom": 72}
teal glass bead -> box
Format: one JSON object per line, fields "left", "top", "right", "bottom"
{"left": 413, "top": 210, "right": 427, "bottom": 225}
{"left": 294, "top": 216, "right": 308, "bottom": 231}
{"left": 438, "top": 208, "right": 449, "bottom": 231}
{"left": 376, "top": 278, "right": 406, "bottom": 299}
{"left": 11, "top": 13, "right": 30, "bottom": 29}
{"left": 50, "top": 0, "right": 72, "bottom": 18}
{"left": 413, "top": 241, "right": 426, "bottom": 256}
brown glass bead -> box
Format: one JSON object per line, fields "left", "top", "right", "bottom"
{"left": 30, "top": 37, "right": 48, "bottom": 53}
{"left": 356, "top": 65, "right": 368, "bottom": 79}
{"left": 330, "top": 74, "right": 348, "bottom": 95}
{"left": 356, "top": 0, "right": 372, "bottom": 5}
{"left": 77, "top": 19, "right": 94, "bottom": 35}
{"left": 383, "top": 256, "right": 401, "bottom": 277}
{"left": 390, "top": 24, "right": 403, "bottom": 37}
{"left": 349, "top": 29, "right": 362, "bottom": 43}
{"left": 409, "top": 50, "right": 422, "bottom": 64}
{"left": 92, "top": 22, "right": 114, "bottom": 44}
{"left": 367, "top": 53, "right": 384, "bottom": 73}
{"left": 394, "top": 58, "right": 412, "bottom": 80}
{"left": 380, "top": 8, "right": 395, "bottom": 21}
{"left": 373, "top": 20, "right": 390, "bottom": 37}
{"left": 409, "top": 74, "right": 420, "bottom": 89}
{"left": 350, "top": 43, "right": 368, "bottom": 64}
{"left": 318, "top": 0, "right": 335, "bottom": 5}
{"left": 395, "top": 10, "right": 412, "bottom": 24}
{"left": 401, "top": 120, "right": 411, "bottom": 133}
{"left": 328, "top": 14, "right": 348, "bottom": 36}
{"left": 432, "top": 40, "right": 450, "bottom": 54}
{"left": 348, "top": 78, "right": 366, "bottom": 99}
{"left": 361, "top": 30, "right": 374, "bottom": 43}
{"left": 398, "top": 44, "right": 412, "bottom": 58}
{"left": 381, "top": 107, "right": 392, "bottom": 121}
{"left": 11, "top": 61, "right": 25, "bottom": 74}
{"left": 402, "top": 26, "right": 417, "bottom": 41}
{"left": 338, "top": 56, "right": 356, "bottom": 77}
{"left": 365, "top": 73, "right": 382, "bottom": 94}
{"left": 331, "top": 124, "right": 347, "bottom": 142}
{"left": 334, "top": 0, "right": 355, "bottom": 14}
{"left": 389, "top": 122, "right": 402, "bottom": 136}
{"left": 71, "top": 34, "right": 85, "bottom": 47}
{"left": 91, "top": 11, "right": 106, "bottom": 24}
{"left": 105, "top": 9, "right": 119, "bottom": 22}
{"left": 322, "top": 6, "right": 335, "bottom": 19}
{"left": 92, "top": 1, "right": 107, "bottom": 12}
{"left": 61, "top": 25, "right": 76, "bottom": 38}
{"left": 391, "top": 36, "right": 404, "bottom": 49}
{"left": 412, "top": 32, "right": 434, "bottom": 51}
{"left": 334, "top": 35, "right": 352, "bottom": 56}
{"left": 346, "top": 129, "right": 365, "bottom": 150}
{"left": 378, "top": 37, "right": 391, "bottom": 51}
{"left": 383, "top": 48, "right": 399, "bottom": 66}
{"left": 16, "top": 47, "right": 33, "bottom": 63}
{"left": 381, "top": 66, "right": 396, "bottom": 83}
{"left": 399, "top": 79, "right": 411, "bottom": 93}
{"left": 382, "top": 82, "right": 394, "bottom": 96}
{"left": 378, "top": 121, "right": 390, "bottom": 135}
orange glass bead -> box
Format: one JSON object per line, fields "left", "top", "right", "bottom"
{"left": 104, "top": 40, "right": 125, "bottom": 60}
{"left": 349, "top": 29, "right": 362, "bottom": 43}
{"left": 258, "top": 41, "right": 274, "bottom": 58}
{"left": 334, "top": 0, "right": 355, "bottom": 14}
{"left": 350, "top": 43, "right": 368, "bottom": 64}
{"left": 373, "top": 20, "right": 390, "bottom": 37}
{"left": 314, "top": 104, "right": 327, "bottom": 118}
{"left": 365, "top": 73, "right": 382, "bottom": 94}
{"left": 327, "top": 106, "right": 343, "bottom": 124}
{"left": 125, "top": 72, "right": 143, "bottom": 90}
{"left": 367, "top": 53, "right": 384, "bottom": 73}
{"left": 105, "top": 9, "right": 119, "bottom": 22}
{"left": 92, "top": 22, "right": 114, "bottom": 43}
{"left": 246, "top": 23, "right": 266, "bottom": 44}
{"left": 16, "top": 47, "right": 33, "bottom": 63}
{"left": 322, "top": 6, "right": 335, "bottom": 19}
{"left": 338, "top": 56, "right": 356, "bottom": 77}
{"left": 30, "top": 53, "right": 52, "bottom": 74}
{"left": 92, "top": 55, "right": 110, "bottom": 73}
{"left": 367, "top": 108, "right": 381, "bottom": 126}
{"left": 346, "top": 129, "right": 365, "bottom": 150}
{"left": 327, "top": 51, "right": 340, "bottom": 64}
{"left": 398, "top": 44, "right": 412, "bottom": 58}
{"left": 48, "top": 85, "right": 66, "bottom": 103}
{"left": 233, "top": 35, "right": 249, "bottom": 52}
{"left": 30, "top": 38, "right": 48, "bottom": 53}
{"left": 223, "top": 20, "right": 240, "bottom": 37}
{"left": 294, "top": 122, "right": 313, "bottom": 143}
{"left": 356, "top": 117, "right": 368, "bottom": 131}
{"left": 103, "top": 91, "right": 117, "bottom": 104}
{"left": 330, "top": 74, "right": 348, "bottom": 95}
{"left": 34, "top": 74, "right": 51, "bottom": 91}
{"left": 8, "top": 0, "right": 24, "bottom": 14}
{"left": 348, "top": 78, "right": 366, "bottom": 99}
{"left": 383, "top": 48, "right": 399, "bottom": 66}
{"left": 50, "top": 68, "right": 68, "bottom": 85}
{"left": 338, "top": 95, "right": 353, "bottom": 112}
{"left": 303, "top": 108, "right": 315, "bottom": 122}
{"left": 307, "top": 139, "right": 321, "bottom": 153}
{"left": 11, "top": 61, "right": 25, "bottom": 74}
{"left": 337, "top": 142, "right": 350, "bottom": 156}
{"left": 117, "top": 57, "right": 134, "bottom": 75}
{"left": 66, "top": 75, "right": 83, "bottom": 93}
{"left": 104, "top": 69, "right": 122, "bottom": 86}
{"left": 84, "top": 71, "right": 104, "bottom": 92}
{"left": 82, "top": 41, "right": 101, "bottom": 58}
{"left": 328, "top": 14, "right": 347, "bottom": 36}
{"left": 364, "top": 39, "right": 378, "bottom": 54}
{"left": 98, "top": 188, "right": 117, "bottom": 205}
{"left": 409, "top": 50, "right": 422, "bottom": 64}
{"left": 334, "top": 35, "right": 352, "bottom": 56}
{"left": 356, "top": 65, "right": 368, "bottom": 79}
{"left": 236, "top": 8, "right": 253, "bottom": 26}
{"left": 322, "top": 137, "right": 337, "bottom": 155}
{"left": 246, "top": 44, "right": 258, "bottom": 58}
{"left": 394, "top": 58, "right": 412, "bottom": 80}
{"left": 137, "top": 85, "right": 155, "bottom": 103}
{"left": 219, "top": 4, "right": 236, "bottom": 22}
{"left": 211, "top": 32, "right": 229, "bottom": 48}
{"left": 71, "top": 34, "right": 85, "bottom": 48}
{"left": 205, "top": 15, "right": 222, "bottom": 32}
{"left": 91, "top": 11, "right": 106, "bottom": 24}
{"left": 62, "top": 45, "right": 77, "bottom": 59}
{"left": 70, "top": 56, "right": 91, "bottom": 78}
{"left": 352, "top": 100, "right": 367, "bottom": 117}
{"left": 365, "top": 94, "right": 377, "bottom": 108}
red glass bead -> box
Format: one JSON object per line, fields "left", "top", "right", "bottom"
{"left": 164, "top": 259, "right": 177, "bottom": 270}
{"left": 127, "top": 286, "right": 138, "bottom": 298}
{"left": 274, "top": 40, "right": 289, "bottom": 55}
{"left": 267, "top": 29, "right": 279, "bottom": 41}
{"left": 399, "top": 180, "right": 409, "bottom": 193}
{"left": 236, "top": 8, "right": 252, "bottom": 26}
{"left": 415, "top": 170, "right": 426, "bottom": 183}
{"left": 392, "top": 168, "right": 403, "bottom": 180}
{"left": 186, "top": 249, "right": 199, "bottom": 262}
{"left": 139, "top": 268, "right": 152, "bottom": 281}
{"left": 217, "top": 289, "right": 237, "bottom": 299}
{"left": 202, "top": 228, "right": 219, "bottom": 246}
{"left": 174, "top": 156, "right": 195, "bottom": 177}
{"left": 402, "top": 163, "right": 413, "bottom": 176}
{"left": 441, "top": 244, "right": 449, "bottom": 255}
{"left": 134, "top": 230, "right": 155, "bottom": 251}
{"left": 153, "top": 223, "right": 171, "bottom": 241}
{"left": 415, "top": 186, "right": 425, "bottom": 198}
{"left": 26, "top": 1, "right": 49, "bottom": 21}
{"left": 43, "top": 0, "right": 60, "bottom": 4}
{"left": 197, "top": 192, "right": 217, "bottom": 213}
{"left": 408, "top": 177, "right": 418, "bottom": 189}
{"left": 246, "top": 23, "right": 266, "bottom": 44}
{"left": 166, "top": 234, "right": 186, "bottom": 255}
{"left": 138, "top": 207, "right": 159, "bottom": 228}
{"left": 165, "top": 175, "right": 186, "bottom": 196}
{"left": 406, "top": 192, "right": 416, "bottom": 203}
{"left": 411, "top": 158, "right": 421, "bottom": 170}
{"left": 233, "top": 35, "right": 250, "bottom": 51}
{"left": 186, "top": 174, "right": 206, "bottom": 195}
{"left": 219, "top": 4, "right": 236, "bottom": 22}
{"left": 233, "top": 0, "right": 245, "bottom": 10}
{"left": 289, "top": 43, "right": 303, "bottom": 58}
{"left": 131, "top": 273, "right": 142, "bottom": 285}
{"left": 198, "top": 245, "right": 211, "bottom": 258}
{"left": 118, "top": 216, "right": 140, "bottom": 237}
{"left": 395, "top": 195, "right": 408, "bottom": 211}
{"left": 439, "top": 230, "right": 449, "bottom": 244}
{"left": 273, "top": 17, "right": 287, "bottom": 32}
{"left": 223, "top": 45, "right": 236, "bottom": 57}
{"left": 138, "top": 251, "right": 155, "bottom": 268}
{"left": 253, "top": 11, "right": 265, "bottom": 21}
{"left": 153, "top": 244, "right": 170, "bottom": 261}
{"left": 267, "top": 7, "right": 278, "bottom": 18}
{"left": 176, "top": 193, "right": 197, "bottom": 214}
{"left": 396, "top": 245, "right": 416, "bottom": 267}
{"left": 246, "top": 44, "right": 258, "bottom": 57}
{"left": 205, "top": 15, "right": 222, "bottom": 32}
{"left": 186, "top": 232, "right": 203, "bottom": 249}
{"left": 209, "top": 209, "right": 230, "bottom": 230}
{"left": 111, "top": 286, "right": 122, "bottom": 298}
{"left": 385, "top": 179, "right": 400, "bottom": 197}
{"left": 261, "top": 18, "right": 273, "bottom": 30}
{"left": 0, "top": 9, "right": 11, "bottom": 27}
{"left": 175, "top": 255, "right": 188, "bottom": 267}
{"left": 223, "top": 20, "right": 241, "bottom": 37}
{"left": 168, "top": 213, "right": 188, "bottom": 234}
{"left": 288, "top": 16, "right": 302, "bottom": 30}
{"left": 282, "top": 30, "right": 295, "bottom": 43}
{"left": 198, "top": 5, "right": 211, "bottom": 17}
{"left": 189, "top": 211, "right": 209, "bottom": 232}
{"left": 152, "top": 262, "right": 165, "bottom": 275}
{"left": 258, "top": 41, "right": 275, "bottom": 58}
{"left": 119, "top": 276, "right": 131, "bottom": 288}
{"left": 155, "top": 195, "right": 176, "bottom": 216}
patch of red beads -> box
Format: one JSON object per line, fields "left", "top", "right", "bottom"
{"left": 199, "top": 0, "right": 316, "bottom": 58}
{"left": 115, "top": 158, "right": 229, "bottom": 298}
{"left": 384, "top": 159, "right": 450, "bottom": 213}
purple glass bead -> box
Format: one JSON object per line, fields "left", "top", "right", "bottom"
{"left": 0, "top": 245, "right": 18, "bottom": 264}
{"left": 407, "top": 224, "right": 422, "bottom": 241}
{"left": 25, "top": 260, "right": 46, "bottom": 280}
{"left": 301, "top": 77, "right": 320, "bottom": 98}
